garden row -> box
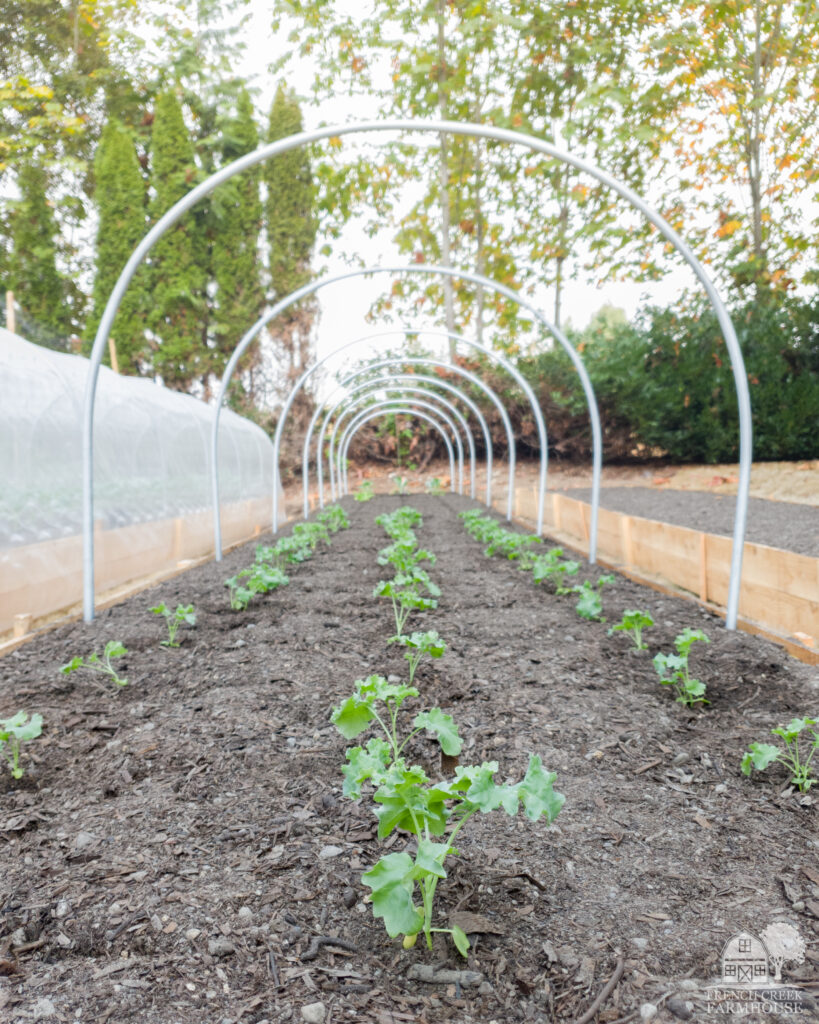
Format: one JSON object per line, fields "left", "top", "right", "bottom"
{"left": 1, "top": 492, "right": 816, "bottom": 1024}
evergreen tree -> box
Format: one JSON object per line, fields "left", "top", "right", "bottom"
{"left": 7, "top": 162, "right": 71, "bottom": 343}
{"left": 148, "top": 90, "right": 207, "bottom": 391}
{"left": 211, "top": 87, "right": 264, "bottom": 406}
{"left": 264, "top": 83, "right": 317, "bottom": 397}
{"left": 85, "top": 118, "right": 148, "bottom": 371}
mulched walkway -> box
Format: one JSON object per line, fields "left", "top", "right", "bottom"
{"left": 1, "top": 494, "right": 817, "bottom": 1023}
{"left": 558, "top": 486, "right": 819, "bottom": 558}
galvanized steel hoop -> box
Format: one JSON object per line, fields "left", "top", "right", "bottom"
{"left": 82, "top": 118, "right": 750, "bottom": 629}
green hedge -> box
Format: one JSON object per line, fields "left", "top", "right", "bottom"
{"left": 517, "top": 295, "right": 819, "bottom": 463}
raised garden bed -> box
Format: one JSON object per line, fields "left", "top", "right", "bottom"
{"left": 1, "top": 494, "right": 817, "bottom": 1023}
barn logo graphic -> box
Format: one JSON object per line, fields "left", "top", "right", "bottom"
{"left": 719, "top": 923, "right": 806, "bottom": 988}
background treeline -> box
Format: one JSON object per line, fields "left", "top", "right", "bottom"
{"left": 2, "top": 1, "right": 818, "bottom": 464}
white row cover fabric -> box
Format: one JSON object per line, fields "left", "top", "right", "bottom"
{"left": 0, "top": 329, "right": 277, "bottom": 548}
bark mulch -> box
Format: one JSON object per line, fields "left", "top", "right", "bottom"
{"left": 1, "top": 494, "right": 817, "bottom": 1024}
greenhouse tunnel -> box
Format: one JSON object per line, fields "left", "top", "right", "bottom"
{"left": 83, "top": 118, "right": 750, "bottom": 629}
{"left": 306, "top": 346, "right": 515, "bottom": 518}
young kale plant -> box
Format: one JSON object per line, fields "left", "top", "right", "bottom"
{"left": 378, "top": 536, "right": 436, "bottom": 575}
{"left": 608, "top": 610, "right": 654, "bottom": 650}
{"left": 151, "top": 603, "right": 196, "bottom": 647}
{"left": 653, "top": 628, "right": 710, "bottom": 707}
{"left": 530, "top": 549, "right": 581, "bottom": 594}
{"left": 355, "top": 480, "right": 375, "bottom": 502}
{"left": 226, "top": 564, "right": 289, "bottom": 611}
{"left": 390, "top": 631, "right": 446, "bottom": 685}
{"left": 390, "top": 474, "right": 409, "bottom": 495}
{"left": 426, "top": 477, "right": 445, "bottom": 496}
{"left": 374, "top": 571, "right": 440, "bottom": 635}
{"left": 0, "top": 711, "right": 43, "bottom": 779}
{"left": 331, "top": 676, "right": 564, "bottom": 956}
{"left": 61, "top": 641, "right": 129, "bottom": 688}
{"left": 571, "top": 574, "right": 615, "bottom": 621}
{"left": 377, "top": 507, "right": 423, "bottom": 537}
{"left": 317, "top": 504, "right": 350, "bottom": 533}
{"left": 742, "top": 717, "right": 818, "bottom": 793}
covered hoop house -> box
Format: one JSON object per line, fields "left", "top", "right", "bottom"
{"left": 0, "top": 329, "right": 281, "bottom": 635}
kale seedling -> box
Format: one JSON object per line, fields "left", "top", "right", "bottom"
{"left": 390, "top": 631, "right": 446, "bottom": 685}
{"left": 61, "top": 641, "right": 129, "bottom": 688}
{"left": 151, "top": 603, "right": 196, "bottom": 647}
{"left": 226, "top": 564, "right": 289, "bottom": 611}
{"left": 0, "top": 712, "right": 43, "bottom": 779}
{"left": 426, "top": 477, "right": 445, "bottom": 496}
{"left": 608, "top": 610, "right": 654, "bottom": 650}
{"left": 390, "top": 474, "right": 409, "bottom": 495}
{"left": 331, "top": 676, "right": 564, "bottom": 956}
{"left": 317, "top": 504, "right": 350, "bottom": 533}
{"left": 530, "top": 549, "right": 581, "bottom": 594}
{"left": 742, "top": 717, "right": 818, "bottom": 793}
{"left": 355, "top": 480, "right": 375, "bottom": 502}
{"left": 374, "top": 572, "right": 440, "bottom": 635}
{"left": 378, "top": 536, "right": 436, "bottom": 575}
{"left": 572, "top": 575, "right": 615, "bottom": 621}
{"left": 653, "top": 628, "right": 710, "bottom": 706}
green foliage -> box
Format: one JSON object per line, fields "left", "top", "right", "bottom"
{"left": 520, "top": 295, "right": 819, "bottom": 464}
{"left": 426, "top": 477, "right": 445, "bottom": 496}
{"left": 61, "top": 641, "right": 129, "bottom": 688}
{"left": 226, "top": 563, "right": 290, "bottom": 611}
{"left": 354, "top": 480, "right": 375, "bottom": 502}
{"left": 608, "top": 610, "right": 654, "bottom": 650}
{"left": 332, "top": 677, "right": 564, "bottom": 955}
{"left": 317, "top": 503, "right": 350, "bottom": 533}
{"left": 530, "top": 548, "right": 581, "bottom": 594}
{"left": 147, "top": 91, "right": 207, "bottom": 391}
{"left": 653, "top": 628, "right": 710, "bottom": 707}
{"left": 151, "top": 602, "right": 196, "bottom": 647}
{"left": 389, "top": 630, "right": 446, "bottom": 686}
{"left": 571, "top": 575, "right": 615, "bottom": 622}
{"left": 374, "top": 572, "right": 440, "bottom": 635}
{"left": 0, "top": 711, "right": 43, "bottom": 779}
{"left": 211, "top": 87, "right": 264, "bottom": 404}
{"left": 742, "top": 718, "right": 818, "bottom": 794}
{"left": 85, "top": 118, "right": 148, "bottom": 370}
{"left": 7, "top": 162, "right": 72, "bottom": 337}
{"left": 390, "top": 474, "right": 409, "bottom": 496}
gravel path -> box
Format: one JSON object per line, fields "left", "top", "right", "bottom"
{"left": 560, "top": 486, "right": 819, "bottom": 558}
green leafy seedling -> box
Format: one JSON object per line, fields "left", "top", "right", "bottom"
{"left": 390, "top": 630, "right": 446, "bottom": 685}
{"left": 317, "top": 504, "right": 350, "bottom": 533}
{"left": 332, "top": 676, "right": 564, "bottom": 956}
{"left": 426, "top": 477, "right": 445, "bottom": 496}
{"left": 355, "top": 480, "right": 375, "bottom": 502}
{"left": 391, "top": 474, "right": 409, "bottom": 495}
{"left": 608, "top": 609, "right": 654, "bottom": 650}
{"left": 572, "top": 574, "right": 615, "bottom": 621}
{"left": 531, "top": 549, "right": 581, "bottom": 594}
{"left": 374, "top": 570, "right": 440, "bottom": 635}
{"left": 151, "top": 603, "right": 196, "bottom": 647}
{"left": 0, "top": 711, "right": 43, "bottom": 779}
{"left": 653, "top": 628, "right": 710, "bottom": 706}
{"left": 61, "top": 641, "right": 129, "bottom": 688}
{"left": 742, "top": 717, "right": 818, "bottom": 793}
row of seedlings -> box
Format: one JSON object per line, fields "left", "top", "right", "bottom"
{"left": 458, "top": 509, "right": 818, "bottom": 794}
{"left": 0, "top": 507, "right": 350, "bottom": 782}
{"left": 330, "top": 505, "right": 566, "bottom": 958}
{"left": 225, "top": 504, "right": 349, "bottom": 610}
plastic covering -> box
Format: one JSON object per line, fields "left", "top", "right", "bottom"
{"left": 1, "top": 329, "right": 279, "bottom": 634}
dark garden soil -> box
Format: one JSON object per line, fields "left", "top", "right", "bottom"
{"left": 1, "top": 495, "right": 817, "bottom": 1024}
{"left": 557, "top": 487, "right": 819, "bottom": 559}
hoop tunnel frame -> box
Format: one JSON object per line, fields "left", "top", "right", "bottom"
{"left": 82, "top": 118, "right": 751, "bottom": 629}
{"left": 325, "top": 375, "right": 490, "bottom": 501}
{"left": 306, "top": 348, "right": 514, "bottom": 519}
